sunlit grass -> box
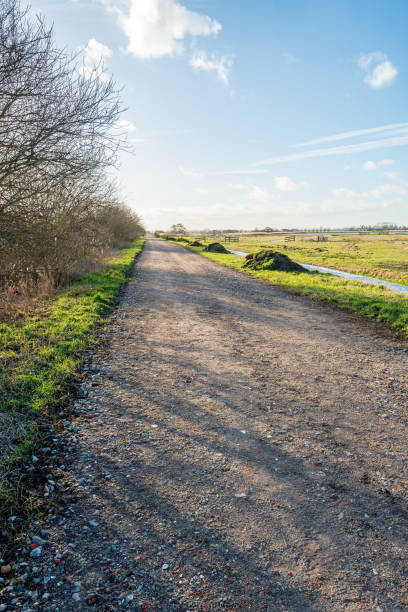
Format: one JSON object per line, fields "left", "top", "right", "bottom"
{"left": 201, "top": 233, "right": 408, "bottom": 285}
{"left": 188, "top": 245, "right": 408, "bottom": 337}
{"left": 0, "top": 238, "right": 144, "bottom": 454}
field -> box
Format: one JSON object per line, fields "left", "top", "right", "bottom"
{"left": 0, "top": 238, "right": 144, "bottom": 553}
{"left": 197, "top": 233, "right": 408, "bottom": 284}
{"left": 180, "top": 235, "right": 408, "bottom": 338}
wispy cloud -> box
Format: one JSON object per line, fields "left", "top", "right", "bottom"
{"left": 249, "top": 186, "right": 271, "bottom": 203}
{"left": 180, "top": 165, "right": 268, "bottom": 177}
{"left": 221, "top": 168, "right": 268, "bottom": 175}
{"left": 249, "top": 177, "right": 305, "bottom": 202}
{"left": 358, "top": 52, "right": 398, "bottom": 89}
{"left": 98, "top": 0, "right": 221, "bottom": 59}
{"left": 331, "top": 187, "right": 356, "bottom": 199}
{"left": 257, "top": 134, "right": 408, "bottom": 165}
{"left": 179, "top": 165, "right": 203, "bottom": 177}
{"left": 190, "top": 50, "right": 234, "bottom": 84}
{"left": 381, "top": 171, "right": 398, "bottom": 180}
{"left": 294, "top": 123, "right": 408, "bottom": 148}
{"left": 283, "top": 52, "right": 298, "bottom": 65}
{"left": 362, "top": 159, "right": 394, "bottom": 170}
{"left": 366, "top": 183, "right": 406, "bottom": 198}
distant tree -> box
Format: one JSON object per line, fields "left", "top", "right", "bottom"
{"left": 170, "top": 223, "right": 187, "bottom": 235}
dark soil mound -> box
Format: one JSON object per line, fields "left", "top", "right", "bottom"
{"left": 204, "top": 242, "right": 229, "bottom": 253}
{"left": 176, "top": 237, "right": 190, "bottom": 243}
{"left": 190, "top": 240, "right": 204, "bottom": 247}
{"left": 243, "top": 249, "right": 306, "bottom": 272}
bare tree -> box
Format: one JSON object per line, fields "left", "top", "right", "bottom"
{"left": 0, "top": 0, "right": 143, "bottom": 290}
{"left": 170, "top": 223, "right": 187, "bottom": 235}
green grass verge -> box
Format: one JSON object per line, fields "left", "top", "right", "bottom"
{"left": 188, "top": 233, "right": 408, "bottom": 284}
{"left": 186, "top": 245, "right": 408, "bottom": 337}
{"left": 0, "top": 238, "right": 144, "bottom": 552}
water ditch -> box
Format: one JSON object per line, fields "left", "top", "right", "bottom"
{"left": 227, "top": 250, "right": 408, "bottom": 295}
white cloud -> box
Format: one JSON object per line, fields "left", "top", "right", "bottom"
{"left": 221, "top": 168, "right": 268, "bottom": 175}
{"left": 261, "top": 123, "right": 408, "bottom": 166}
{"left": 274, "top": 176, "right": 302, "bottom": 192}
{"left": 362, "top": 159, "right": 394, "bottom": 170}
{"left": 179, "top": 165, "right": 203, "bottom": 177}
{"left": 325, "top": 183, "right": 406, "bottom": 215}
{"left": 98, "top": 0, "right": 221, "bottom": 59}
{"left": 366, "top": 183, "right": 406, "bottom": 199}
{"left": 381, "top": 171, "right": 398, "bottom": 180}
{"left": 320, "top": 198, "right": 391, "bottom": 215}
{"left": 283, "top": 52, "right": 297, "bottom": 65}
{"left": 227, "top": 183, "right": 244, "bottom": 189}
{"left": 249, "top": 180, "right": 304, "bottom": 202}
{"left": 257, "top": 134, "right": 408, "bottom": 165}
{"left": 358, "top": 52, "right": 397, "bottom": 89}
{"left": 195, "top": 187, "right": 208, "bottom": 195}
{"left": 80, "top": 38, "right": 112, "bottom": 82}
{"left": 294, "top": 122, "right": 408, "bottom": 148}
{"left": 190, "top": 50, "right": 233, "bottom": 84}
{"left": 250, "top": 186, "right": 272, "bottom": 203}
{"left": 115, "top": 119, "right": 137, "bottom": 133}
{"left": 179, "top": 166, "right": 268, "bottom": 179}
{"left": 248, "top": 178, "right": 305, "bottom": 204}
{"left": 332, "top": 188, "right": 356, "bottom": 199}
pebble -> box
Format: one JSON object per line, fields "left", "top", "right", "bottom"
{"left": 2, "top": 250, "right": 406, "bottom": 612}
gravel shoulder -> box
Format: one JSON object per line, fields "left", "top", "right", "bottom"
{"left": 5, "top": 238, "right": 408, "bottom": 611}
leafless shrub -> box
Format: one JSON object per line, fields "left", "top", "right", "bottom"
{"left": 0, "top": 0, "right": 144, "bottom": 297}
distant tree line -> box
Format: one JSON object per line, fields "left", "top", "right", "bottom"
{"left": 160, "top": 222, "right": 408, "bottom": 235}
{"left": 0, "top": 0, "right": 143, "bottom": 290}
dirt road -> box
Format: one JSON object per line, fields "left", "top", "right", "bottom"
{"left": 15, "top": 239, "right": 408, "bottom": 610}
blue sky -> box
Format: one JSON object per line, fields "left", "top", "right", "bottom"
{"left": 33, "top": 0, "right": 408, "bottom": 229}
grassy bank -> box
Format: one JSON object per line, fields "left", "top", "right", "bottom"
{"left": 0, "top": 238, "right": 144, "bottom": 552}
{"left": 185, "top": 244, "right": 408, "bottom": 337}
{"left": 192, "top": 233, "right": 408, "bottom": 285}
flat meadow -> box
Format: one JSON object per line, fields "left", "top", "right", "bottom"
{"left": 206, "top": 232, "right": 408, "bottom": 284}
{"left": 179, "top": 232, "right": 408, "bottom": 338}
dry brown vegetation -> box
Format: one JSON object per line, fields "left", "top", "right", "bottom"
{"left": 0, "top": 0, "right": 144, "bottom": 314}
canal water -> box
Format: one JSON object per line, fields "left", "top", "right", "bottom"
{"left": 227, "top": 250, "right": 408, "bottom": 295}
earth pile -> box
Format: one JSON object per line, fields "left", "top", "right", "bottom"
{"left": 243, "top": 250, "right": 306, "bottom": 272}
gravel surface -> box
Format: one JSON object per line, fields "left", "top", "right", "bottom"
{"left": 2, "top": 238, "right": 408, "bottom": 611}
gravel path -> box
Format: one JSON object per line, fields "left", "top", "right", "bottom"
{"left": 6, "top": 238, "right": 408, "bottom": 611}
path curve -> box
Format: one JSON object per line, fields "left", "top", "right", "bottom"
{"left": 20, "top": 239, "right": 408, "bottom": 611}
